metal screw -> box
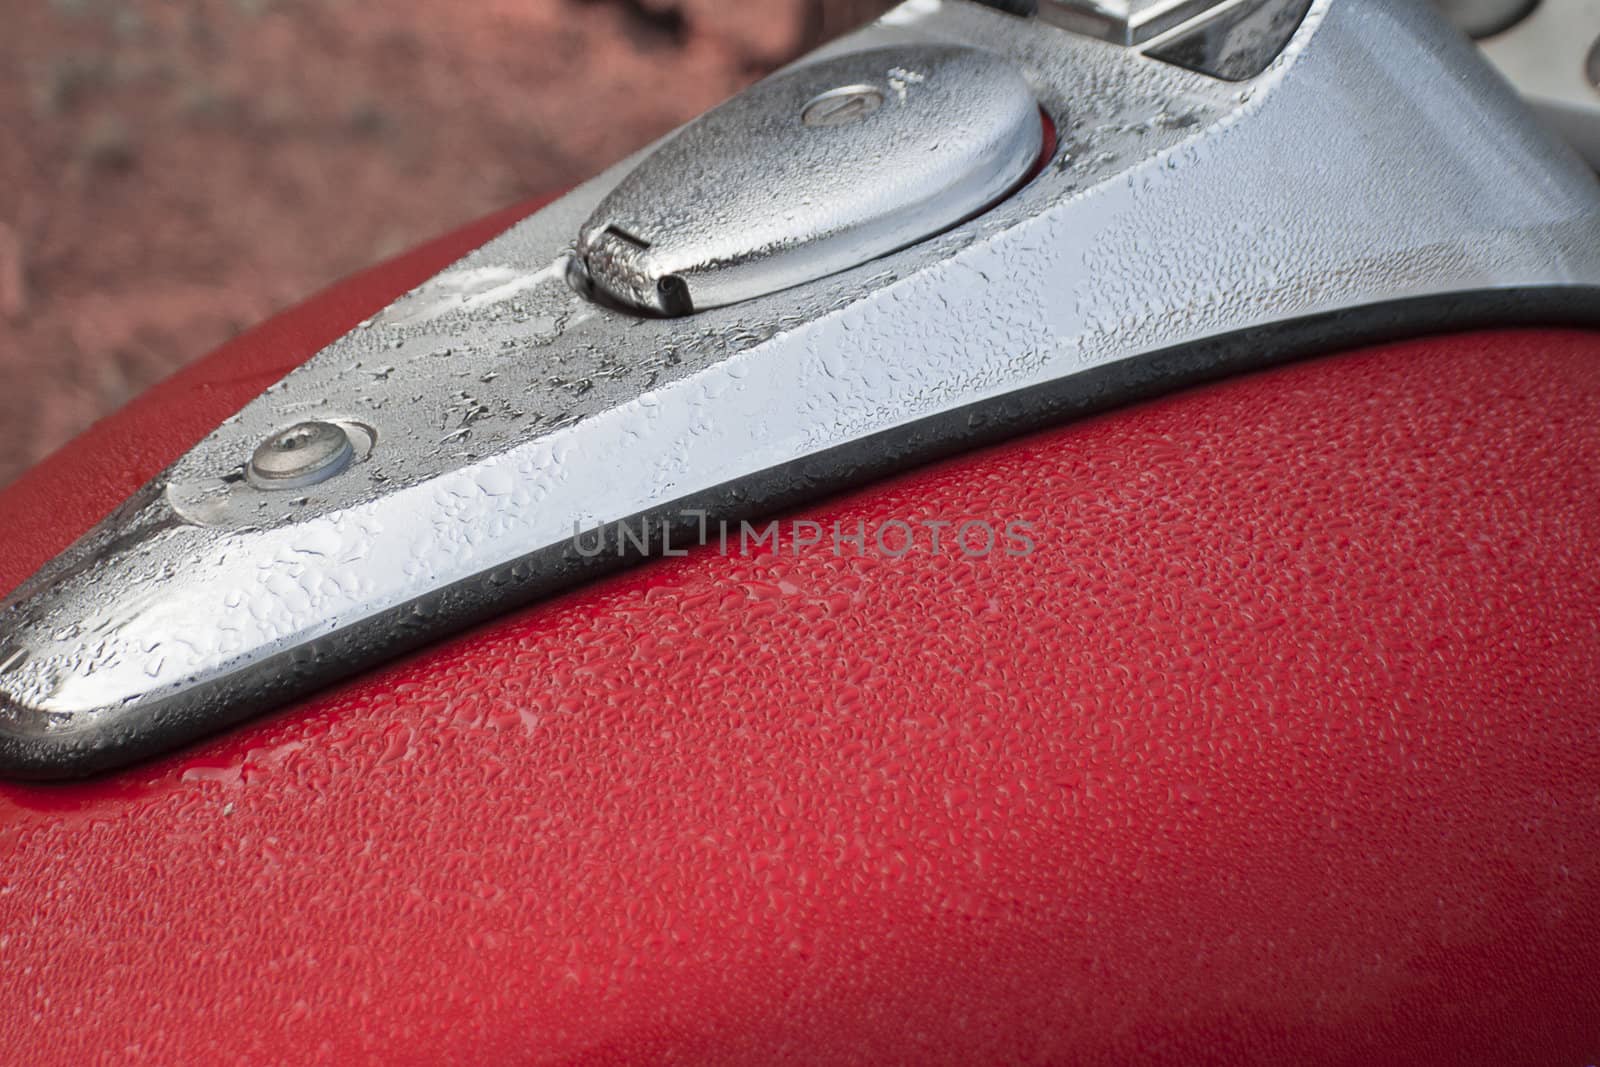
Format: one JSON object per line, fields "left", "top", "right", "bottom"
{"left": 801, "top": 85, "right": 885, "bottom": 128}
{"left": 247, "top": 421, "right": 355, "bottom": 490}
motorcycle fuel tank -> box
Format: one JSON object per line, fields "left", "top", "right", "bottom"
{"left": 2, "top": 0, "right": 1600, "bottom": 1062}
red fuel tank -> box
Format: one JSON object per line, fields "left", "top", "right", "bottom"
{"left": 2, "top": 197, "right": 1599, "bottom": 1064}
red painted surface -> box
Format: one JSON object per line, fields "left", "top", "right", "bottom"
{"left": 1, "top": 212, "right": 1599, "bottom": 1063}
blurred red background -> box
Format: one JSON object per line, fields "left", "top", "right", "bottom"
{"left": 0, "top": 0, "right": 893, "bottom": 488}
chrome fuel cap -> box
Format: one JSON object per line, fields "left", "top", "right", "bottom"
{"left": 569, "top": 44, "right": 1044, "bottom": 316}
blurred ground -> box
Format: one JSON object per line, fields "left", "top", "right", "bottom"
{"left": 0, "top": 0, "right": 894, "bottom": 487}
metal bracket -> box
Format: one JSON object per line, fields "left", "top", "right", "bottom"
{"left": 3, "top": 0, "right": 1599, "bottom": 777}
